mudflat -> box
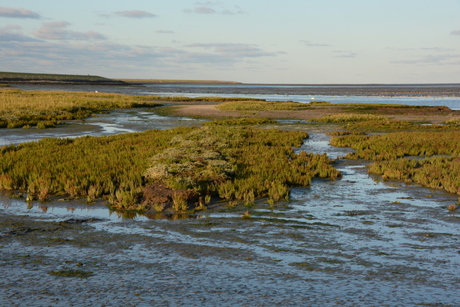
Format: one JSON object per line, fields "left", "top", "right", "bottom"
{"left": 163, "top": 100, "right": 460, "bottom": 124}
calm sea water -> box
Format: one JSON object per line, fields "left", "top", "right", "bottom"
{"left": 11, "top": 83, "right": 460, "bottom": 110}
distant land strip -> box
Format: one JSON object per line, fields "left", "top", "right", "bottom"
{"left": 0, "top": 72, "right": 241, "bottom": 85}
{"left": 117, "top": 79, "right": 242, "bottom": 85}
{"left": 0, "top": 71, "right": 126, "bottom": 85}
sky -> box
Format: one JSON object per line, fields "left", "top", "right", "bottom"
{"left": 1, "top": 0, "right": 460, "bottom": 84}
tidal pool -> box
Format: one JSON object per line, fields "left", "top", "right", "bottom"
{"left": 0, "top": 108, "right": 203, "bottom": 146}
{"left": 1, "top": 127, "right": 459, "bottom": 306}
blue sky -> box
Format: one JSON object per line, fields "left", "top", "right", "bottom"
{"left": 1, "top": 0, "right": 459, "bottom": 83}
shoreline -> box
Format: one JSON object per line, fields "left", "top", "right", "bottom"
{"left": 4, "top": 79, "right": 460, "bottom": 97}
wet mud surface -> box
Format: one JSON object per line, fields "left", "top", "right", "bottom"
{"left": 1, "top": 85, "right": 460, "bottom": 305}
{"left": 1, "top": 132, "right": 460, "bottom": 306}
{"left": 12, "top": 82, "right": 460, "bottom": 97}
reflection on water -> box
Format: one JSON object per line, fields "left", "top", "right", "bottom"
{"left": 0, "top": 108, "right": 204, "bottom": 146}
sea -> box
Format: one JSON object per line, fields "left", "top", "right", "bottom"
{"left": 10, "top": 83, "right": 460, "bottom": 110}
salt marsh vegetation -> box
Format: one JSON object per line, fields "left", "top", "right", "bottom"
{"left": 0, "top": 122, "right": 340, "bottom": 213}
{"left": 331, "top": 130, "right": 460, "bottom": 196}
{"left": 0, "top": 89, "right": 162, "bottom": 129}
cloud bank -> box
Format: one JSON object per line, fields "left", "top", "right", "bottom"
{"left": 34, "top": 21, "right": 107, "bottom": 41}
{"left": 114, "top": 10, "right": 157, "bottom": 18}
{"left": 0, "top": 7, "right": 41, "bottom": 19}
{"left": 184, "top": 2, "right": 243, "bottom": 15}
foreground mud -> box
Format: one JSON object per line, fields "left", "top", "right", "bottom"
{"left": 1, "top": 133, "right": 459, "bottom": 306}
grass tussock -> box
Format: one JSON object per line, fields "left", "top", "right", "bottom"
{"left": 0, "top": 89, "right": 162, "bottom": 129}
{"left": 216, "top": 100, "right": 310, "bottom": 111}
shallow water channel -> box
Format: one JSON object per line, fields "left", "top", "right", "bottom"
{"left": 1, "top": 113, "right": 460, "bottom": 306}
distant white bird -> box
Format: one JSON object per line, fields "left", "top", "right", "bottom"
{"left": 95, "top": 90, "right": 98, "bottom": 93}
{"left": 310, "top": 97, "right": 315, "bottom": 100}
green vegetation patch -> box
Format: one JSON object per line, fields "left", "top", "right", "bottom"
{"left": 331, "top": 130, "right": 460, "bottom": 195}
{"left": 0, "top": 89, "right": 162, "bottom": 129}
{"left": 309, "top": 113, "right": 388, "bottom": 123}
{"left": 368, "top": 157, "right": 460, "bottom": 194}
{"left": 203, "top": 117, "right": 277, "bottom": 126}
{"left": 0, "top": 125, "right": 341, "bottom": 213}
{"left": 0, "top": 126, "right": 195, "bottom": 203}
{"left": 344, "top": 120, "right": 416, "bottom": 131}
{"left": 331, "top": 131, "right": 460, "bottom": 160}
{"left": 444, "top": 117, "right": 460, "bottom": 126}
{"left": 143, "top": 126, "right": 341, "bottom": 211}
{"left": 216, "top": 100, "right": 311, "bottom": 111}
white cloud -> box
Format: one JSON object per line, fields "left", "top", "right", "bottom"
{"left": 186, "top": 43, "right": 276, "bottom": 58}
{"left": 114, "top": 10, "right": 157, "bottom": 18}
{"left": 155, "top": 30, "right": 175, "bottom": 34}
{"left": 391, "top": 54, "right": 460, "bottom": 65}
{"left": 0, "top": 7, "right": 41, "bottom": 19}
{"left": 0, "top": 25, "right": 40, "bottom": 42}
{"left": 34, "top": 21, "right": 107, "bottom": 41}
{"left": 184, "top": 3, "right": 243, "bottom": 15}
{"left": 333, "top": 50, "right": 358, "bottom": 58}
{"left": 300, "top": 40, "right": 331, "bottom": 47}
